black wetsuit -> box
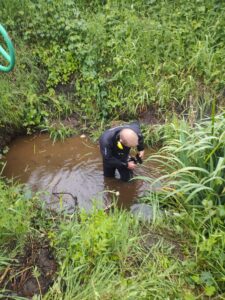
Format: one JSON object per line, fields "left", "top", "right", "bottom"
{"left": 99, "top": 122, "right": 144, "bottom": 181}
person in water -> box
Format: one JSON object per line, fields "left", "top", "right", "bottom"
{"left": 99, "top": 122, "right": 144, "bottom": 182}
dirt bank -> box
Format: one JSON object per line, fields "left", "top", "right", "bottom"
{"left": 0, "top": 109, "right": 163, "bottom": 152}
{"left": 0, "top": 237, "right": 57, "bottom": 299}
{"left": 0, "top": 126, "right": 19, "bottom": 150}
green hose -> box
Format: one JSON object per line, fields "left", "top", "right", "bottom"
{"left": 0, "top": 24, "right": 15, "bottom": 72}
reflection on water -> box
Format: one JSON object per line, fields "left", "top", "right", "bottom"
{"left": 3, "top": 134, "right": 159, "bottom": 212}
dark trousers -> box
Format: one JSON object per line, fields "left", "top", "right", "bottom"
{"left": 103, "top": 162, "right": 133, "bottom": 182}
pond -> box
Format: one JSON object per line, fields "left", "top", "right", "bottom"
{"left": 3, "top": 134, "right": 160, "bottom": 212}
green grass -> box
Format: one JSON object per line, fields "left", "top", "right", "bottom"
{"left": 0, "top": 163, "right": 224, "bottom": 299}
{"left": 144, "top": 114, "right": 225, "bottom": 205}
{"left": 0, "top": 42, "right": 40, "bottom": 128}
{"left": 0, "top": 1, "right": 225, "bottom": 299}
{"left": 0, "top": 181, "right": 35, "bottom": 248}
{"left": 43, "top": 207, "right": 194, "bottom": 299}
{"left": 138, "top": 113, "right": 225, "bottom": 298}
{"left": 0, "top": 43, "right": 74, "bottom": 136}
{"left": 1, "top": 0, "right": 225, "bottom": 125}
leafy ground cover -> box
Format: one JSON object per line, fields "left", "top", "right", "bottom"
{"left": 0, "top": 1, "right": 225, "bottom": 299}
{"left": 138, "top": 113, "right": 225, "bottom": 298}
{"left": 0, "top": 0, "right": 225, "bottom": 135}
{"left": 0, "top": 190, "right": 198, "bottom": 299}
{"left": 1, "top": 110, "right": 225, "bottom": 299}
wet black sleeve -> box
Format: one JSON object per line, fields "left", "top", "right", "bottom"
{"left": 101, "top": 143, "right": 127, "bottom": 168}
{"left": 100, "top": 137, "right": 127, "bottom": 168}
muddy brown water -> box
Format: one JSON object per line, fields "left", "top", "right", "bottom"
{"left": 3, "top": 134, "right": 160, "bottom": 212}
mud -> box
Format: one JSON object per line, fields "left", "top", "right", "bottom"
{"left": 0, "top": 125, "right": 22, "bottom": 150}
{"left": 0, "top": 238, "right": 57, "bottom": 299}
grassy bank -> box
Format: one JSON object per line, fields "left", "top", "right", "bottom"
{"left": 0, "top": 0, "right": 225, "bottom": 299}
{"left": 139, "top": 113, "right": 225, "bottom": 298}
{"left": 0, "top": 115, "right": 225, "bottom": 298}
{"left": 1, "top": 0, "right": 225, "bottom": 133}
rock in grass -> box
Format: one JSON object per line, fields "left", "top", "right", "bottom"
{"left": 130, "top": 203, "right": 159, "bottom": 223}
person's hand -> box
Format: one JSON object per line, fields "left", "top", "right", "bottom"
{"left": 138, "top": 150, "right": 145, "bottom": 159}
{"left": 127, "top": 161, "right": 136, "bottom": 170}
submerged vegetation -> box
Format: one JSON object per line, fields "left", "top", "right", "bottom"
{"left": 0, "top": 0, "right": 225, "bottom": 299}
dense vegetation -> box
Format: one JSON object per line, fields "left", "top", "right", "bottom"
{"left": 0, "top": 0, "right": 225, "bottom": 299}
{"left": 1, "top": 0, "right": 225, "bottom": 132}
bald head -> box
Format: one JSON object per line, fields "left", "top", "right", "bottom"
{"left": 120, "top": 128, "right": 138, "bottom": 147}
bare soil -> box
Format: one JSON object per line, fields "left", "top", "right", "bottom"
{"left": 0, "top": 238, "right": 57, "bottom": 299}
{"left": 0, "top": 126, "right": 20, "bottom": 150}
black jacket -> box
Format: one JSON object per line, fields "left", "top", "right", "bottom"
{"left": 99, "top": 122, "right": 144, "bottom": 168}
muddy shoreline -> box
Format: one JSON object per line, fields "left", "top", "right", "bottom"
{"left": 0, "top": 126, "right": 23, "bottom": 150}
{"left": 0, "top": 236, "right": 57, "bottom": 299}
{"left": 0, "top": 108, "right": 162, "bottom": 150}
